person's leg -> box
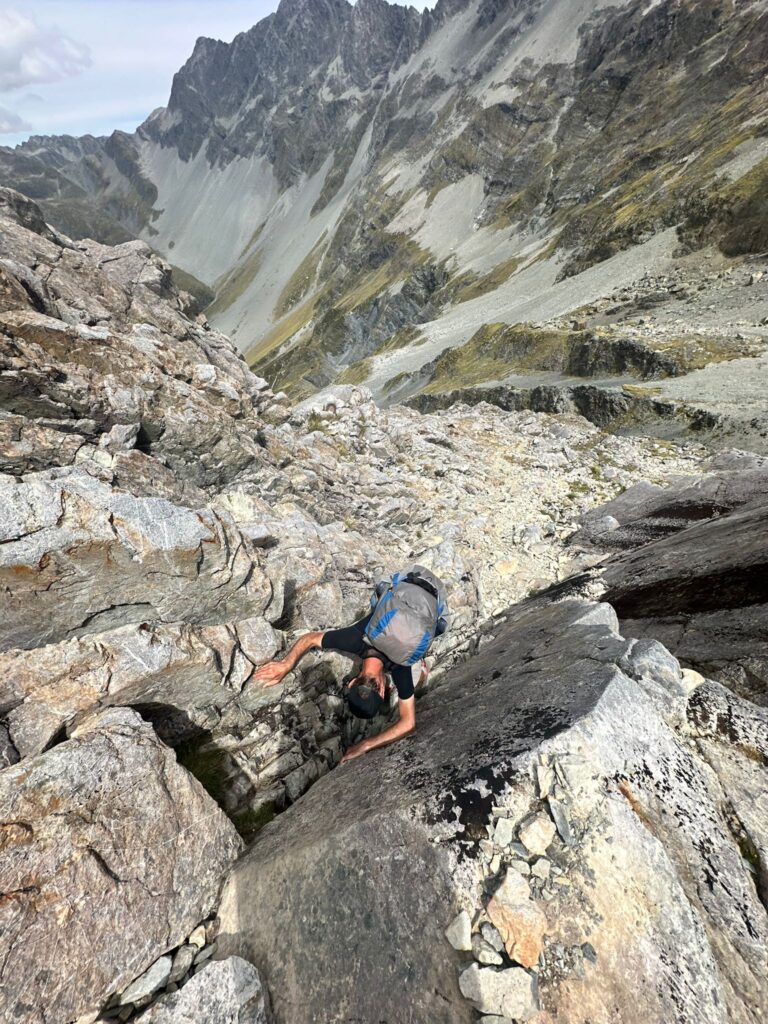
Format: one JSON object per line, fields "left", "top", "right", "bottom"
{"left": 321, "top": 616, "right": 372, "bottom": 657}
{"left": 391, "top": 665, "right": 416, "bottom": 701}
{"left": 411, "top": 658, "right": 430, "bottom": 689}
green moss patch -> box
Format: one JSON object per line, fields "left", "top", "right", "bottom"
{"left": 424, "top": 323, "right": 572, "bottom": 393}
{"left": 254, "top": 332, "right": 330, "bottom": 399}
{"left": 338, "top": 355, "right": 375, "bottom": 386}
{"left": 378, "top": 325, "right": 426, "bottom": 352}
{"left": 649, "top": 332, "right": 767, "bottom": 371}
{"left": 274, "top": 232, "right": 329, "bottom": 320}
{"left": 246, "top": 295, "right": 319, "bottom": 367}
{"left": 210, "top": 248, "right": 263, "bottom": 318}
{"left": 382, "top": 370, "right": 413, "bottom": 395}
{"left": 452, "top": 257, "right": 521, "bottom": 304}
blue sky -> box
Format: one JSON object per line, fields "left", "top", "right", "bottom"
{"left": 0, "top": 1, "right": 436, "bottom": 148}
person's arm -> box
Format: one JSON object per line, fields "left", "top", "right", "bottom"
{"left": 341, "top": 696, "right": 416, "bottom": 763}
{"left": 250, "top": 631, "right": 324, "bottom": 688}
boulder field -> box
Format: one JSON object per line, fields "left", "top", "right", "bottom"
{"left": 0, "top": 188, "right": 766, "bottom": 1023}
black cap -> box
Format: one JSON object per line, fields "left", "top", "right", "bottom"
{"left": 344, "top": 681, "right": 384, "bottom": 719}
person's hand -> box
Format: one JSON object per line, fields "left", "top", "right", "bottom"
{"left": 341, "top": 739, "right": 370, "bottom": 764}
{"left": 251, "top": 661, "right": 288, "bottom": 688}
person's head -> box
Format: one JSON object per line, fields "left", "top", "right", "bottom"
{"left": 344, "top": 653, "right": 387, "bottom": 719}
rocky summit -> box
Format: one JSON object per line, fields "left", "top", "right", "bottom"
{"left": 0, "top": 1, "right": 767, "bottom": 1022}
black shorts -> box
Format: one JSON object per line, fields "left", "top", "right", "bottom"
{"left": 321, "top": 615, "right": 415, "bottom": 700}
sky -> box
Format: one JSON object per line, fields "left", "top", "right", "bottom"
{"left": 0, "top": 0, "right": 436, "bottom": 148}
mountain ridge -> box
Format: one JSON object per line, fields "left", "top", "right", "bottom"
{"left": 0, "top": 0, "right": 766, "bottom": 412}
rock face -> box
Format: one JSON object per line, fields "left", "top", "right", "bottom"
{"left": 408, "top": 375, "right": 740, "bottom": 450}
{"left": 216, "top": 599, "right": 768, "bottom": 1024}
{"left": 135, "top": 958, "right": 270, "bottom": 1024}
{"left": 0, "top": 708, "right": 242, "bottom": 1024}
{"left": 0, "top": 616, "right": 280, "bottom": 759}
{"left": 608, "top": 508, "right": 768, "bottom": 706}
{"left": 561, "top": 463, "right": 768, "bottom": 704}
{"left": 574, "top": 460, "right": 768, "bottom": 550}
{"left": 0, "top": 470, "right": 272, "bottom": 650}
{"left": 0, "top": 197, "right": 274, "bottom": 494}
{"left": 602, "top": 502, "right": 767, "bottom": 621}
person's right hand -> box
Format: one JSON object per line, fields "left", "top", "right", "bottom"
{"left": 251, "top": 661, "right": 288, "bottom": 688}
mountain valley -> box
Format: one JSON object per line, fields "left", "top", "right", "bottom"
{"left": 1, "top": 0, "right": 766, "bottom": 439}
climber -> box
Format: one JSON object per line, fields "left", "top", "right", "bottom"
{"left": 251, "top": 566, "right": 449, "bottom": 763}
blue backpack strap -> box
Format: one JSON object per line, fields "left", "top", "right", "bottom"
{"left": 368, "top": 606, "right": 398, "bottom": 642}
{"left": 407, "top": 629, "right": 433, "bottom": 665}
{"left": 371, "top": 570, "right": 403, "bottom": 609}
{"left": 371, "top": 575, "right": 390, "bottom": 608}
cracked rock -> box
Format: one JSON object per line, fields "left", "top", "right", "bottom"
{"left": 0, "top": 707, "right": 242, "bottom": 1024}
{"left": 519, "top": 814, "right": 557, "bottom": 856}
{"left": 134, "top": 957, "right": 270, "bottom": 1023}
{"left": 458, "top": 964, "right": 538, "bottom": 1020}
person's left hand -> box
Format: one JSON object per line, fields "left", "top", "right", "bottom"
{"left": 250, "top": 661, "right": 288, "bottom": 688}
{"left": 341, "top": 740, "right": 370, "bottom": 764}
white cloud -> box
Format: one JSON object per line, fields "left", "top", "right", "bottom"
{"left": 0, "top": 8, "right": 91, "bottom": 92}
{"left": 0, "top": 103, "right": 31, "bottom": 132}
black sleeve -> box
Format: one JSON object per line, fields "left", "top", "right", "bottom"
{"left": 391, "top": 664, "right": 415, "bottom": 701}
{"left": 321, "top": 616, "right": 371, "bottom": 658}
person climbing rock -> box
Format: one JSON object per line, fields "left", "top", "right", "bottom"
{"left": 251, "top": 566, "right": 449, "bottom": 763}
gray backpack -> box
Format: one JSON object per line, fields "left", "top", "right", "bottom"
{"left": 365, "top": 565, "right": 449, "bottom": 667}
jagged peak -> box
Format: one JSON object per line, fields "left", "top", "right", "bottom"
{"left": 275, "top": 0, "right": 353, "bottom": 24}
{"left": 352, "top": 0, "right": 424, "bottom": 25}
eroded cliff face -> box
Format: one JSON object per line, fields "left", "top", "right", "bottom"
{"left": 0, "top": 188, "right": 766, "bottom": 1024}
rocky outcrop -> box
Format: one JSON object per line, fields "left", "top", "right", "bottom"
{"left": 0, "top": 708, "right": 242, "bottom": 1024}
{"left": 602, "top": 501, "right": 768, "bottom": 705}
{"left": 0, "top": 616, "right": 279, "bottom": 759}
{"left": 0, "top": 195, "right": 277, "bottom": 494}
{"left": 408, "top": 378, "right": 737, "bottom": 449}
{"left": 415, "top": 325, "right": 688, "bottom": 391}
{"left": 574, "top": 458, "right": 768, "bottom": 549}
{"left": 134, "top": 958, "right": 270, "bottom": 1024}
{"left": 0, "top": 469, "right": 272, "bottom": 651}
{"left": 557, "top": 462, "right": 768, "bottom": 705}
{"left": 216, "top": 598, "right": 768, "bottom": 1024}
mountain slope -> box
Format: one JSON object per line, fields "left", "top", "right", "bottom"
{"left": 1, "top": 0, "right": 766, "bottom": 402}
{"left": 1, "top": 178, "right": 767, "bottom": 1024}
